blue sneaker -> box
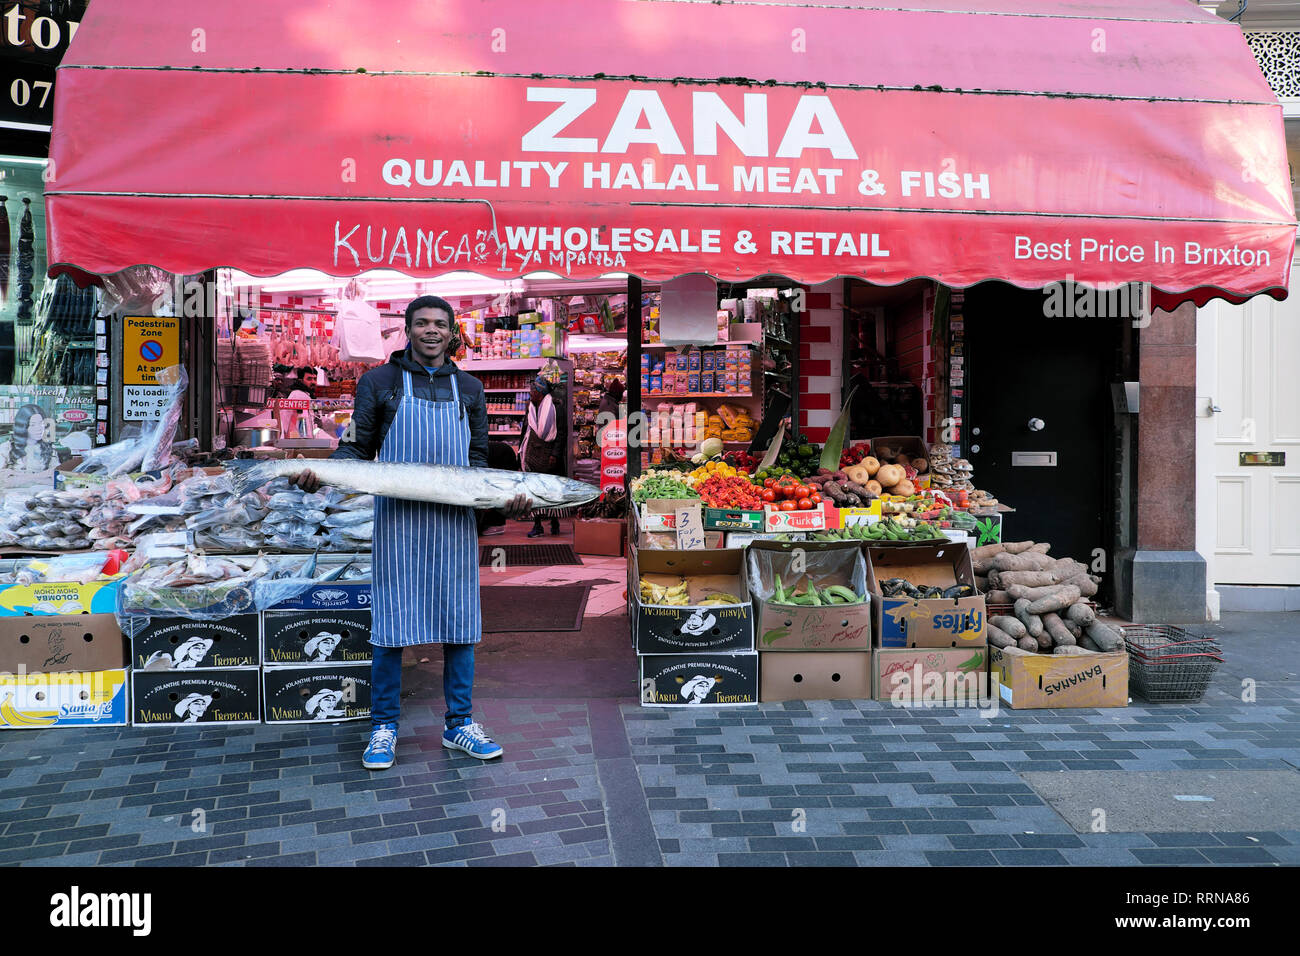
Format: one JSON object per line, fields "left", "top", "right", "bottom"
{"left": 442, "top": 721, "right": 503, "bottom": 760}
{"left": 362, "top": 723, "right": 398, "bottom": 770}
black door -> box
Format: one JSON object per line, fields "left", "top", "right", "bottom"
{"left": 963, "top": 284, "right": 1119, "bottom": 579}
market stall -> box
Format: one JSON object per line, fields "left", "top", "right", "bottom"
{"left": 23, "top": 0, "right": 1292, "bottom": 722}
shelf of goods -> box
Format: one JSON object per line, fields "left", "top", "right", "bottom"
{"left": 572, "top": 348, "right": 628, "bottom": 466}
{"left": 638, "top": 342, "right": 763, "bottom": 469}
{"left": 460, "top": 358, "right": 574, "bottom": 477}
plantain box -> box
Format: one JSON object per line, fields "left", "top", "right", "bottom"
{"left": 263, "top": 663, "right": 371, "bottom": 723}
{"left": 0, "top": 669, "right": 128, "bottom": 728}
{"left": 132, "top": 668, "right": 261, "bottom": 726}
{"left": 632, "top": 548, "right": 753, "bottom": 654}
{"left": 865, "top": 542, "right": 986, "bottom": 648}
{"left": 747, "top": 541, "right": 872, "bottom": 651}
{"left": 640, "top": 652, "right": 758, "bottom": 706}
{"left": 989, "top": 646, "right": 1129, "bottom": 709}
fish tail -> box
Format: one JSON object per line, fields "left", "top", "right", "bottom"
{"left": 223, "top": 458, "right": 280, "bottom": 496}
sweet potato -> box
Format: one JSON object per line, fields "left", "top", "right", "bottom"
{"left": 891, "top": 479, "right": 916, "bottom": 496}
{"left": 1002, "top": 541, "right": 1037, "bottom": 555}
{"left": 985, "top": 589, "right": 1014, "bottom": 606}
{"left": 974, "top": 575, "right": 989, "bottom": 593}
{"left": 999, "top": 644, "right": 1032, "bottom": 656}
{"left": 995, "top": 570, "right": 1059, "bottom": 588}
{"left": 1013, "top": 599, "right": 1044, "bottom": 639}
{"left": 1064, "top": 602, "right": 1096, "bottom": 626}
{"left": 992, "top": 551, "right": 1055, "bottom": 572}
{"left": 1017, "top": 637, "right": 1039, "bottom": 652}
{"left": 989, "top": 615, "right": 1027, "bottom": 640}
{"left": 1042, "top": 612, "right": 1076, "bottom": 647}
{"left": 972, "top": 544, "right": 1006, "bottom": 561}
{"left": 973, "top": 556, "right": 997, "bottom": 576}
{"left": 1085, "top": 621, "right": 1123, "bottom": 652}
{"left": 1058, "top": 572, "right": 1099, "bottom": 598}
{"left": 986, "top": 624, "right": 1016, "bottom": 649}
{"left": 1053, "top": 645, "right": 1095, "bottom": 656}
{"left": 1079, "top": 635, "right": 1103, "bottom": 652}
{"left": 1026, "top": 585, "right": 1082, "bottom": 615}
{"left": 1029, "top": 543, "right": 1052, "bottom": 554}
{"left": 1061, "top": 617, "right": 1083, "bottom": 640}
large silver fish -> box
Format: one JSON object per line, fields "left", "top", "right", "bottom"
{"left": 224, "top": 458, "right": 601, "bottom": 510}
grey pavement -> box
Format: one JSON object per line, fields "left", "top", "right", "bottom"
{"left": 0, "top": 611, "right": 1297, "bottom": 866}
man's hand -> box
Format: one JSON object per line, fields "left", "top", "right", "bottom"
{"left": 290, "top": 469, "right": 321, "bottom": 493}
{"left": 503, "top": 492, "right": 533, "bottom": 519}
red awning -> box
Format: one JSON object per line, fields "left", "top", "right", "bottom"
{"left": 46, "top": 0, "right": 1296, "bottom": 305}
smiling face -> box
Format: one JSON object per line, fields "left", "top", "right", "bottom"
{"left": 408, "top": 306, "right": 454, "bottom": 367}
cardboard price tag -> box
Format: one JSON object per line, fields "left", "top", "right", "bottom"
{"left": 675, "top": 504, "right": 706, "bottom": 550}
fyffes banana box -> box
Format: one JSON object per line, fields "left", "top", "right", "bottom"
{"left": 0, "top": 669, "right": 128, "bottom": 728}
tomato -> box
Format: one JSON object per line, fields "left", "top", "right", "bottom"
{"left": 794, "top": 484, "right": 811, "bottom": 500}
{"left": 763, "top": 477, "right": 776, "bottom": 488}
{"left": 810, "top": 492, "right": 822, "bottom": 504}
{"left": 797, "top": 497, "right": 812, "bottom": 510}
{"left": 761, "top": 488, "right": 777, "bottom": 503}
{"left": 779, "top": 500, "right": 797, "bottom": 512}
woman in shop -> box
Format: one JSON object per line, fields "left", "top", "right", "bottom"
{"left": 288, "top": 295, "right": 533, "bottom": 771}
{"left": 521, "top": 375, "right": 565, "bottom": 537}
{"left": 597, "top": 376, "right": 624, "bottom": 421}
{"left": 1, "top": 403, "right": 55, "bottom": 473}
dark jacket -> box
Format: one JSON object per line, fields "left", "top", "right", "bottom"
{"left": 330, "top": 349, "right": 488, "bottom": 466}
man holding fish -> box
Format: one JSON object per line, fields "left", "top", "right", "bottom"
{"left": 287, "top": 296, "right": 535, "bottom": 769}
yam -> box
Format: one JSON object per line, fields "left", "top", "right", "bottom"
{"left": 974, "top": 574, "right": 989, "bottom": 593}
{"left": 1013, "top": 599, "right": 1045, "bottom": 639}
{"left": 1026, "top": 585, "right": 1082, "bottom": 615}
{"left": 1029, "top": 543, "right": 1052, "bottom": 554}
{"left": 1053, "top": 645, "right": 1096, "bottom": 656}
{"left": 1064, "top": 602, "right": 1096, "bottom": 626}
{"left": 985, "top": 589, "right": 1014, "bottom": 606}
{"left": 1002, "top": 541, "right": 1037, "bottom": 555}
{"left": 995, "top": 570, "right": 1059, "bottom": 589}
{"left": 989, "top": 615, "right": 1027, "bottom": 640}
{"left": 986, "top": 624, "right": 1016, "bottom": 649}
{"left": 1058, "top": 572, "right": 1099, "bottom": 598}
{"left": 1042, "top": 612, "right": 1076, "bottom": 647}
{"left": 1085, "top": 621, "right": 1123, "bottom": 652}
{"left": 972, "top": 544, "right": 1007, "bottom": 561}
{"left": 1049, "top": 558, "right": 1088, "bottom": 582}
{"left": 1061, "top": 617, "right": 1084, "bottom": 640}
{"left": 973, "top": 557, "right": 997, "bottom": 576}
{"left": 862, "top": 456, "right": 880, "bottom": 477}
{"left": 1079, "top": 635, "right": 1103, "bottom": 652}
{"left": 1016, "top": 637, "right": 1039, "bottom": 653}
{"left": 999, "top": 644, "right": 1032, "bottom": 656}
{"left": 992, "top": 552, "right": 1055, "bottom": 572}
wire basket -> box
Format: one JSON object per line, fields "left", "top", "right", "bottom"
{"left": 1122, "top": 624, "right": 1223, "bottom": 702}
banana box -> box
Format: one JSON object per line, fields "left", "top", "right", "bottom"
{"left": 132, "top": 668, "right": 260, "bottom": 726}
{"left": 0, "top": 578, "right": 122, "bottom": 617}
{"left": 263, "top": 663, "right": 371, "bottom": 723}
{"left": 747, "top": 541, "right": 873, "bottom": 651}
{"left": 0, "top": 669, "right": 128, "bottom": 728}
{"left": 639, "top": 653, "right": 758, "bottom": 707}
{"left": 874, "top": 647, "right": 992, "bottom": 706}
{"left": 632, "top": 548, "right": 752, "bottom": 654}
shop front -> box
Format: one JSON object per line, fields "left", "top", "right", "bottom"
{"left": 20, "top": 0, "right": 1295, "bottom": 722}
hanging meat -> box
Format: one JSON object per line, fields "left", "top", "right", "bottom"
{"left": 16, "top": 198, "right": 35, "bottom": 325}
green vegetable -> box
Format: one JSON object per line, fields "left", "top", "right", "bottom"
{"left": 775, "top": 573, "right": 786, "bottom": 604}
{"left": 807, "top": 583, "right": 822, "bottom": 606}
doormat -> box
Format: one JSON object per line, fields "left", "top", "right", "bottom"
{"left": 480, "top": 585, "right": 592, "bottom": 632}
{"left": 478, "top": 543, "right": 583, "bottom": 567}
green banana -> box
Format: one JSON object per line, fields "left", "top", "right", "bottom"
{"left": 775, "top": 573, "right": 786, "bottom": 604}
{"left": 807, "top": 583, "right": 822, "bottom": 606}
{"left": 826, "top": 585, "right": 862, "bottom": 603}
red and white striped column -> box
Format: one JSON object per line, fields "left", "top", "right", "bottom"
{"left": 797, "top": 280, "right": 844, "bottom": 444}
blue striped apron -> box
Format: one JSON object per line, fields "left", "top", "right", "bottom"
{"left": 371, "top": 368, "right": 480, "bottom": 647}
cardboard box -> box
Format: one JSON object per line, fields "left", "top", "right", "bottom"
{"left": 865, "top": 542, "right": 986, "bottom": 648}
{"left": 761, "top": 651, "right": 872, "bottom": 702}
{"left": 724, "top": 531, "right": 804, "bottom": 548}
{"left": 763, "top": 502, "right": 834, "bottom": 533}
{"left": 574, "top": 518, "right": 625, "bottom": 557}
{"left": 270, "top": 581, "right": 372, "bottom": 612}
{"left": 632, "top": 548, "right": 753, "bottom": 654}
{"left": 130, "top": 615, "right": 261, "bottom": 670}
{"left": 262, "top": 663, "right": 371, "bottom": 723}
{"left": 640, "top": 653, "right": 758, "bottom": 706}
{"left": 262, "top": 610, "right": 373, "bottom": 666}
{"left": 748, "top": 541, "right": 872, "bottom": 651}
{"left": 0, "top": 613, "right": 125, "bottom": 673}
{"left": 874, "top": 647, "right": 990, "bottom": 705}
{"left": 0, "top": 669, "right": 128, "bottom": 728}
{"left": 132, "top": 668, "right": 261, "bottom": 726}
{"left": 838, "top": 503, "right": 883, "bottom": 525}
{"left": 989, "top": 646, "right": 1129, "bottom": 709}
{"left": 702, "top": 507, "right": 764, "bottom": 532}
{"left": 0, "top": 577, "right": 122, "bottom": 617}
{"left": 870, "top": 436, "right": 929, "bottom": 471}
{"left": 639, "top": 499, "right": 699, "bottom": 532}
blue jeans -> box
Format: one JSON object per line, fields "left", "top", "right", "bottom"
{"left": 370, "top": 643, "right": 475, "bottom": 732}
